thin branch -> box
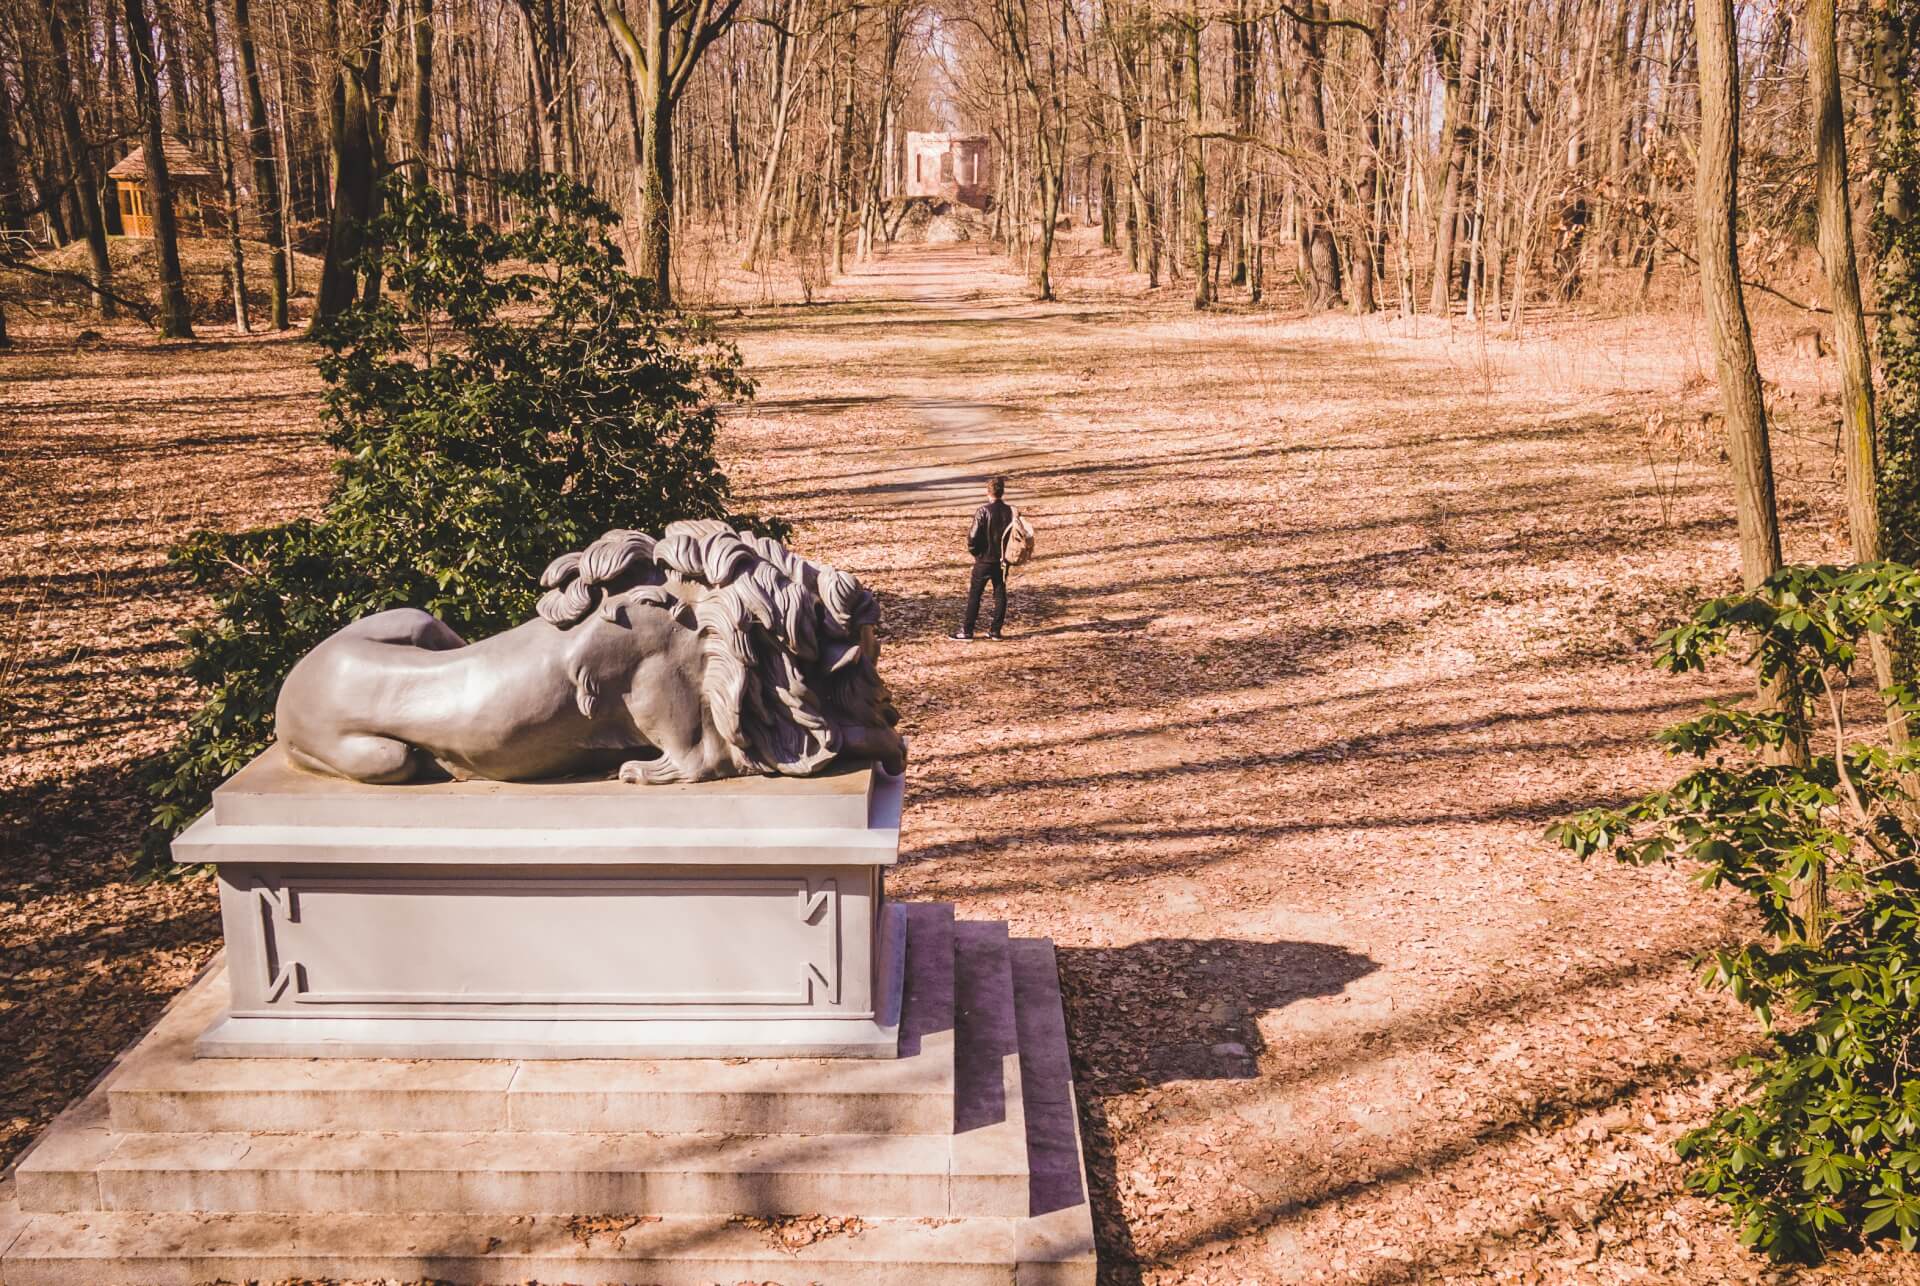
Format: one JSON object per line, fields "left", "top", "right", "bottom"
{"left": 1267, "top": 2, "right": 1376, "bottom": 39}
{"left": 1654, "top": 224, "right": 1883, "bottom": 318}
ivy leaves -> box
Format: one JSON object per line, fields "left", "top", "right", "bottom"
{"left": 1554, "top": 563, "right": 1920, "bottom": 1262}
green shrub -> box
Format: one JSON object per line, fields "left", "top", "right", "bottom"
{"left": 1554, "top": 563, "right": 1920, "bottom": 1261}
{"left": 145, "top": 172, "right": 780, "bottom": 854}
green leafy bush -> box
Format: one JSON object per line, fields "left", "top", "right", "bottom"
{"left": 146, "top": 172, "right": 779, "bottom": 852}
{"left": 1554, "top": 563, "right": 1920, "bottom": 1261}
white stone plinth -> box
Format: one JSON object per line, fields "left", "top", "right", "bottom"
{"left": 2, "top": 904, "right": 1099, "bottom": 1282}
{"left": 172, "top": 747, "right": 907, "bottom": 1059}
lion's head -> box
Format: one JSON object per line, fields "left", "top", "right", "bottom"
{"left": 535, "top": 521, "right": 905, "bottom": 778}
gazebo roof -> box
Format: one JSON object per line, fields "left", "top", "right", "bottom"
{"left": 107, "top": 139, "right": 215, "bottom": 182}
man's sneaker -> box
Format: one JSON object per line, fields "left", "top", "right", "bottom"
{"left": 987, "top": 632, "right": 1004, "bottom": 641}
{"left": 949, "top": 631, "right": 974, "bottom": 642}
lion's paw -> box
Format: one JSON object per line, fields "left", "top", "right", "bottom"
{"left": 618, "top": 757, "right": 683, "bottom": 785}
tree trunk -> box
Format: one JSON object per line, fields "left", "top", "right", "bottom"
{"left": 1810, "top": 0, "right": 1903, "bottom": 741}
{"left": 235, "top": 0, "right": 289, "bottom": 328}
{"left": 1351, "top": 0, "right": 1388, "bottom": 313}
{"left": 1101, "top": 161, "right": 1116, "bottom": 248}
{"left": 857, "top": 90, "right": 889, "bottom": 261}
{"left": 640, "top": 72, "right": 674, "bottom": 303}
{"left": 202, "top": 0, "right": 251, "bottom": 332}
{"left": 0, "top": 70, "right": 27, "bottom": 232}
{"left": 313, "top": 0, "right": 385, "bottom": 327}
{"left": 1697, "top": 0, "right": 1782, "bottom": 585}
{"left": 1183, "top": 5, "right": 1209, "bottom": 307}
{"left": 1698, "top": 0, "right": 1814, "bottom": 934}
{"left": 596, "top": 0, "right": 743, "bottom": 307}
{"left": 1250, "top": 172, "right": 1267, "bottom": 302}
{"left": 1809, "top": 0, "right": 1881, "bottom": 565}
{"left": 1114, "top": 29, "right": 1147, "bottom": 275}
{"left": 1429, "top": 0, "right": 1484, "bottom": 315}
{"left": 740, "top": 0, "right": 806, "bottom": 270}
{"left": 44, "top": 0, "right": 116, "bottom": 317}
{"left": 1035, "top": 150, "right": 1060, "bottom": 300}
{"left": 1286, "top": 0, "right": 1341, "bottom": 309}
{"left": 515, "top": 0, "right": 571, "bottom": 180}
{"left": 125, "top": 0, "right": 195, "bottom": 337}
{"left": 1228, "top": 0, "right": 1253, "bottom": 287}
{"left": 828, "top": 12, "right": 856, "bottom": 277}
{"left": 1872, "top": 0, "right": 1920, "bottom": 569}
{"left": 411, "top": 0, "right": 434, "bottom": 189}
{"left": 1555, "top": 15, "right": 1596, "bottom": 300}
{"left": 449, "top": 31, "right": 472, "bottom": 217}
{"left": 358, "top": 10, "right": 388, "bottom": 307}
{"left": 156, "top": 2, "right": 191, "bottom": 141}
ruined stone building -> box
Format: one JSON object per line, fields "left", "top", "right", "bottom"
{"left": 903, "top": 132, "right": 994, "bottom": 210}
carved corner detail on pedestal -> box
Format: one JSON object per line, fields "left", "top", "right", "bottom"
{"left": 252, "top": 878, "right": 305, "bottom": 1004}
{"left": 802, "top": 879, "right": 841, "bottom": 1006}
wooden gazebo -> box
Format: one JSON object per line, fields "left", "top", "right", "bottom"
{"left": 107, "top": 140, "right": 221, "bottom": 237}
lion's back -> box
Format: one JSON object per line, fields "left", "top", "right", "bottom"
{"left": 275, "top": 609, "right": 467, "bottom": 746}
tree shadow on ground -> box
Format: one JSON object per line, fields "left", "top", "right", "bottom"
{"left": 1058, "top": 938, "right": 1378, "bottom": 1092}
{"left": 0, "top": 758, "right": 222, "bottom": 1173}
{"left": 1056, "top": 937, "right": 1379, "bottom": 1283}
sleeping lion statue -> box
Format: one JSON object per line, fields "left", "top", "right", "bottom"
{"left": 274, "top": 521, "right": 905, "bottom": 785}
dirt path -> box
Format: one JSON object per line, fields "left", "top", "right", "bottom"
{"left": 0, "top": 242, "right": 1903, "bottom": 1284}
{"left": 719, "top": 246, "right": 1897, "bottom": 1284}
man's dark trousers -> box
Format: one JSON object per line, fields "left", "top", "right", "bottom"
{"left": 963, "top": 557, "right": 1007, "bottom": 636}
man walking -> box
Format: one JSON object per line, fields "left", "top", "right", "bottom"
{"left": 952, "top": 476, "right": 1013, "bottom": 641}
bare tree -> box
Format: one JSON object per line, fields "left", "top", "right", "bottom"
{"left": 411, "top": 0, "right": 434, "bottom": 189}
{"left": 739, "top": 0, "right": 823, "bottom": 269}
{"left": 1696, "top": 0, "right": 1814, "bottom": 933}
{"left": 1282, "top": 0, "right": 1339, "bottom": 310}
{"left": 992, "top": 0, "right": 1067, "bottom": 299}
{"left": 312, "top": 0, "right": 387, "bottom": 327}
{"left": 596, "top": 0, "right": 745, "bottom": 305}
{"left": 202, "top": 0, "right": 251, "bottom": 332}
{"left": 125, "top": 0, "right": 196, "bottom": 337}
{"left": 43, "top": 0, "right": 115, "bottom": 317}
{"left": 1808, "top": 0, "right": 1902, "bottom": 742}
{"left": 233, "top": 0, "right": 288, "bottom": 327}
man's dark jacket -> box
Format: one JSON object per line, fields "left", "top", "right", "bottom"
{"left": 968, "top": 500, "right": 1013, "bottom": 562}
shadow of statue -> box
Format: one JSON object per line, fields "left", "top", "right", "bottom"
{"left": 1056, "top": 936, "right": 1379, "bottom": 1284}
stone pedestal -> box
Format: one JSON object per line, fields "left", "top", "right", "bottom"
{"left": 171, "top": 747, "right": 906, "bottom": 1059}
{"left": 0, "top": 752, "right": 1097, "bottom": 1282}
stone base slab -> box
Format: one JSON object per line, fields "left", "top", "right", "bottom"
{"left": 0, "top": 1203, "right": 1029, "bottom": 1286}
{"left": 1, "top": 903, "right": 1096, "bottom": 1283}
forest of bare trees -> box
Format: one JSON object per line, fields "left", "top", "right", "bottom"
{"left": 0, "top": 0, "right": 1885, "bottom": 329}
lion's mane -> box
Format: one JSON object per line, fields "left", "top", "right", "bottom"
{"left": 536, "top": 521, "right": 904, "bottom": 777}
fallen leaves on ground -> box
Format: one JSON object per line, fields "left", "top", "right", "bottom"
{"left": 3, "top": 238, "right": 1914, "bottom": 1283}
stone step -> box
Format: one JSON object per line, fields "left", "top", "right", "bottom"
{"left": 0, "top": 1191, "right": 1019, "bottom": 1286}
{"left": 0, "top": 917, "right": 1098, "bottom": 1283}
{"left": 17, "top": 1125, "right": 977, "bottom": 1218}
{"left": 1008, "top": 938, "right": 1098, "bottom": 1283}
{"left": 106, "top": 903, "right": 959, "bottom": 1138}
{"left": 951, "top": 920, "right": 1030, "bottom": 1220}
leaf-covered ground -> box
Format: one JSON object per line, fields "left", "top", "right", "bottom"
{"left": 2, "top": 239, "right": 1912, "bottom": 1283}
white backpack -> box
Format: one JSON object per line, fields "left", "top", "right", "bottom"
{"left": 1003, "top": 508, "right": 1036, "bottom": 566}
